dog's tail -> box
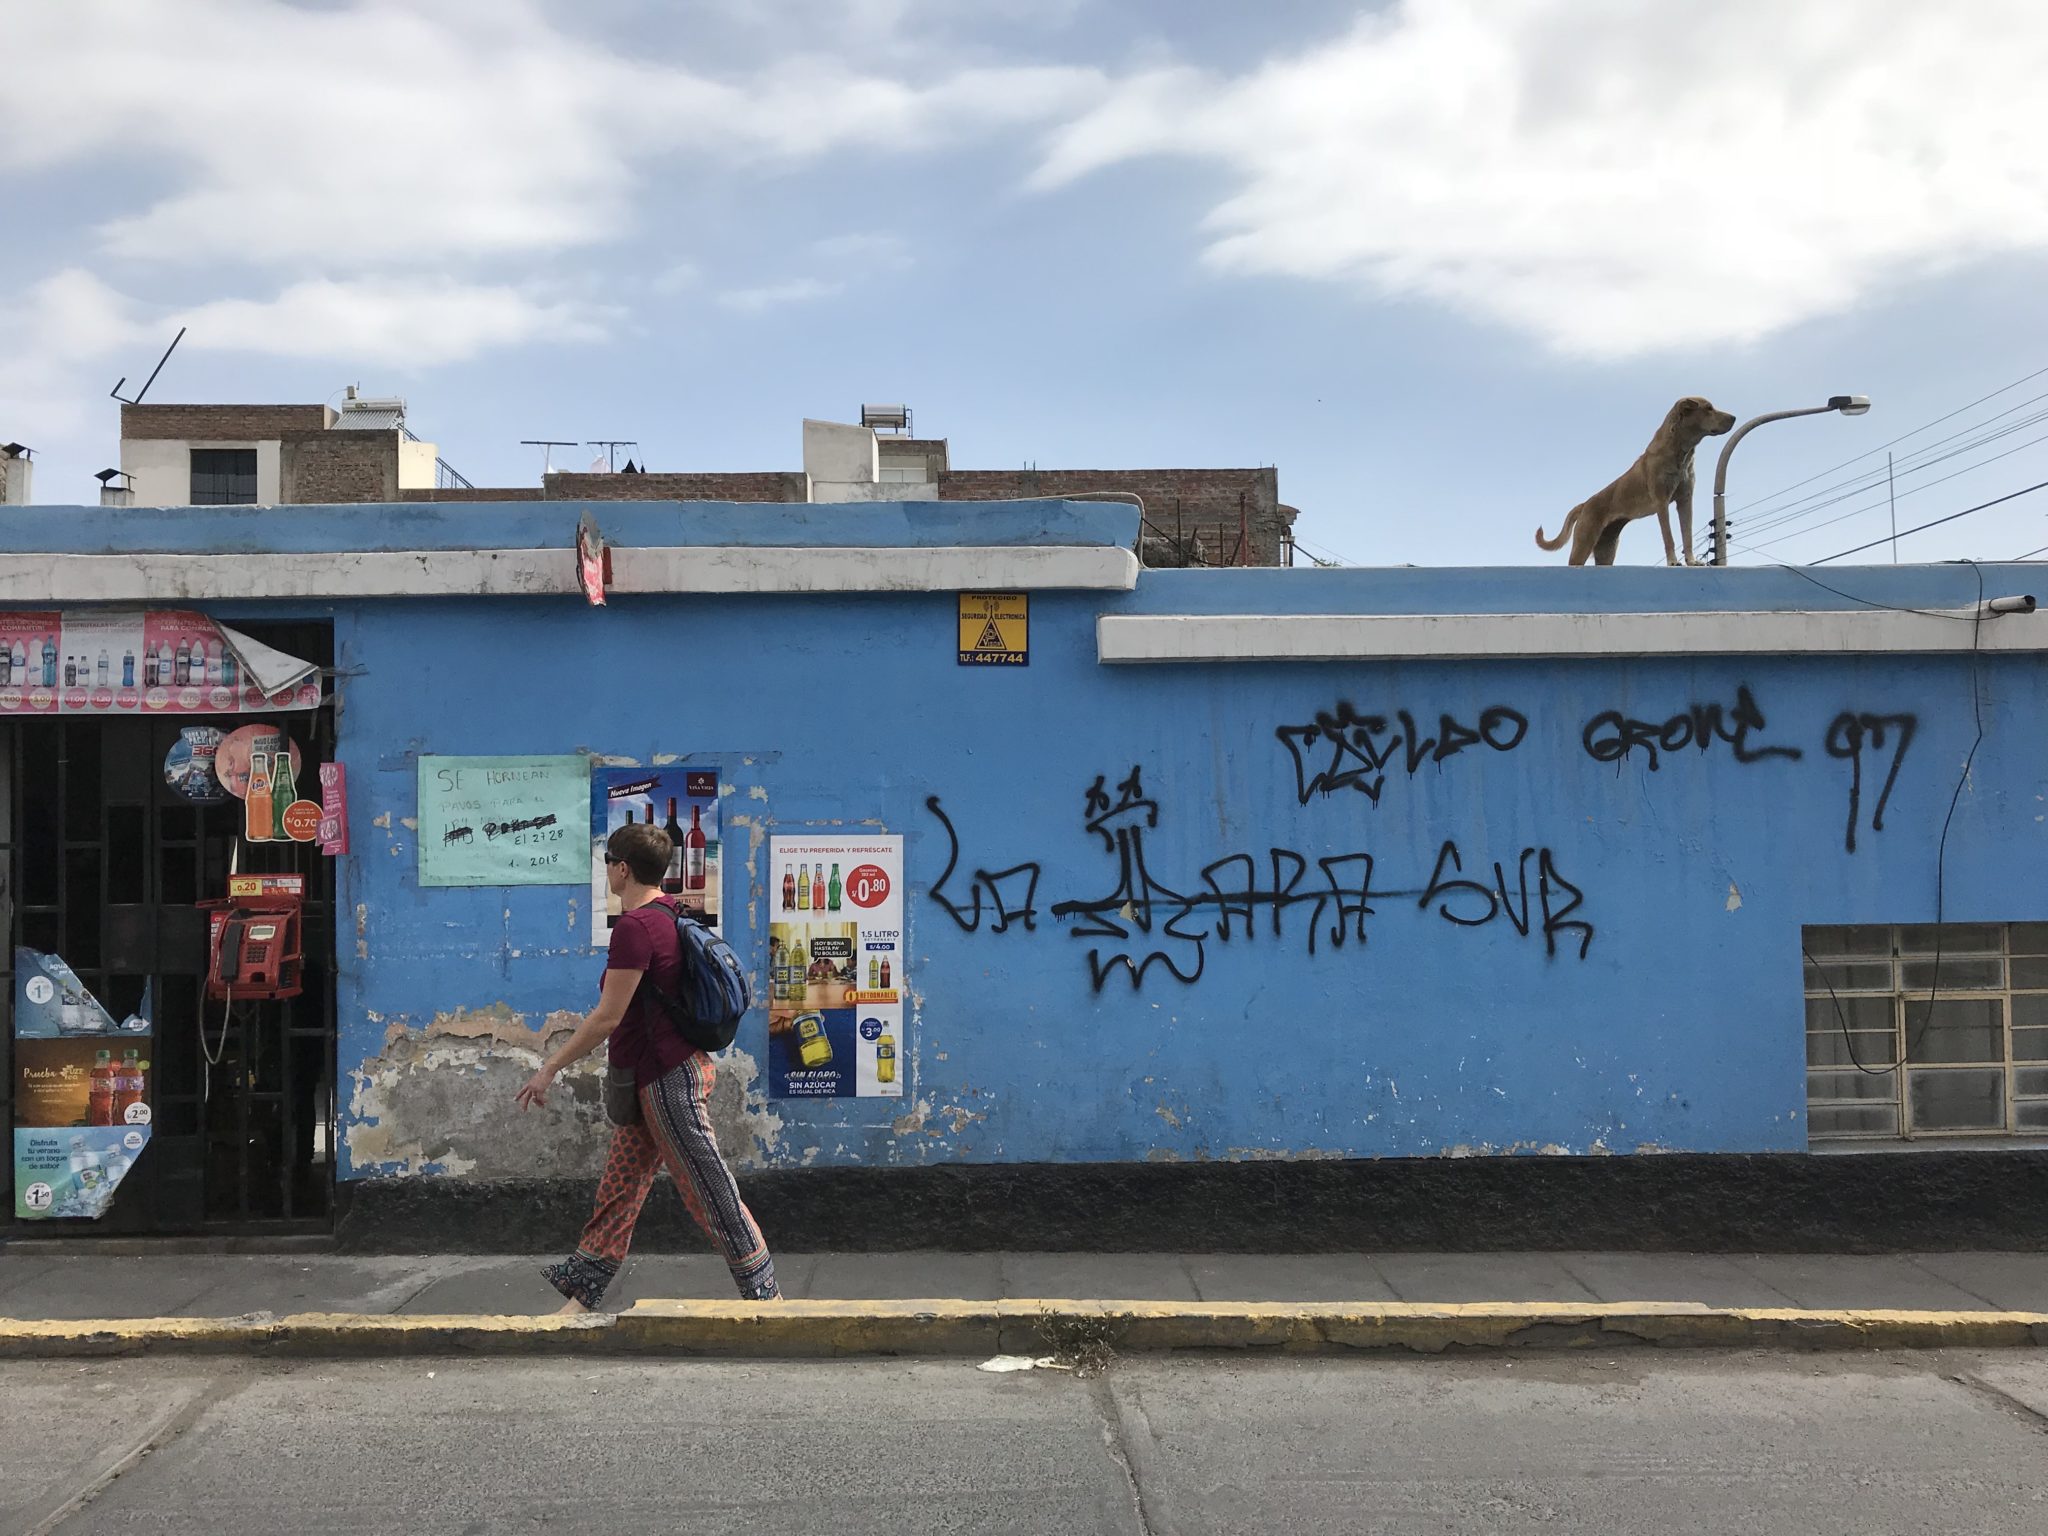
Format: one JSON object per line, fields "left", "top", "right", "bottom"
{"left": 1534, "top": 506, "right": 1579, "bottom": 551}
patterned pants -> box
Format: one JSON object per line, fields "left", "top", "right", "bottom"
{"left": 544, "top": 1054, "right": 779, "bottom": 1308}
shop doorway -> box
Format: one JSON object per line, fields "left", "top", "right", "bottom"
{"left": 2, "top": 622, "right": 338, "bottom": 1235}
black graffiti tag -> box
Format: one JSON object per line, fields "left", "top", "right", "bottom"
{"left": 1824, "top": 712, "right": 1918, "bottom": 854}
{"left": 1276, "top": 703, "right": 1528, "bottom": 805}
{"left": 1581, "top": 685, "right": 1802, "bottom": 772}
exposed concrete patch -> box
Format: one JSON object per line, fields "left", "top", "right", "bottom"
{"left": 400, "top": 816, "right": 418, "bottom": 830}
{"left": 347, "top": 1005, "right": 604, "bottom": 1181}
{"left": 1726, "top": 881, "right": 1743, "bottom": 912}
{"left": 373, "top": 812, "right": 391, "bottom": 829}
{"left": 709, "top": 1044, "right": 784, "bottom": 1168}
{"left": 892, "top": 1099, "right": 930, "bottom": 1137}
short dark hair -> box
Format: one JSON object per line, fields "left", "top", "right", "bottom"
{"left": 608, "top": 822, "right": 671, "bottom": 886}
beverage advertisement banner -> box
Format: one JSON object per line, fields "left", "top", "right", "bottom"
{"left": 13, "top": 950, "right": 152, "bottom": 1221}
{"left": 417, "top": 755, "right": 589, "bottom": 887}
{"left": 591, "top": 767, "right": 720, "bottom": 944}
{"left": 0, "top": 609, "right": 321, "bottom": 716}
{"left": 767, "top": 835, "right": 904, "bottom": 1098}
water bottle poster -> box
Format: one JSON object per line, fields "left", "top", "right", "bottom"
{"left": 766, "top": 835, "right": 904, "bottom": 1099}
{"left": 590, "top": 767, "right": 721, "bottom": 945}
{"left": 12, "top": 951, "right": 152, "bottom": 1220}
{"left": 0, "top": 608, "right": 320, "bottom": 716}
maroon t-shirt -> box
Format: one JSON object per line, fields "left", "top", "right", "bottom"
{"left": 604, "top": 897, "right": 697, "bottom": 1087}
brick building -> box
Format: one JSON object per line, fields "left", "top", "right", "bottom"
{"left": 107, "top": 402, "right": 1301, "bottom": 566}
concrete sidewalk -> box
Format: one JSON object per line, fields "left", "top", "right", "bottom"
{"left": 4, "top": 1247, "right": 2047, "bottom": 1320}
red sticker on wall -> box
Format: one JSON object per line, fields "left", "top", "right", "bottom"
{"left": 846, "top": 864, "right": 892, "bottom": 908}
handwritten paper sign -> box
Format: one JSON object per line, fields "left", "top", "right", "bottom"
{"left": 417, "top": 755, "right": 589, "bottom": 887}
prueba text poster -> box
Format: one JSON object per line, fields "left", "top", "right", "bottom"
{"left": 12, "top": 950, "right": 153, "bottom": 1221}
{"left": 768, "top": 835, "right": 904, "bottom": 1099}
{"left": 591, "top": 767, "right": 721, "bottom": 945}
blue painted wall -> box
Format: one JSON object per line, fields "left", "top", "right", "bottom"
{"left": 12, "top": 502, "right": 2045, "bottom": 1173}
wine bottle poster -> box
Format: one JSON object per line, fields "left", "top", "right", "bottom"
{"left": 766, "top": 834, "right": 904, "bottom": 1099}
{"left": 590, "top": 767, "right": 721, "bottom": 945}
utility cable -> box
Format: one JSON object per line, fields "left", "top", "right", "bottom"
{"left": 1733, "top": 363, "right": 2048, "bottom": 517}
{"left": 1809, "top": 480, "right": 2048, "bottom": 564}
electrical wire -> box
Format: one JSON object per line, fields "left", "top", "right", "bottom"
{"left": 1810, "top": 479, "right": 2048, "bottom": 564}
{"left": 1808, "top": 562, "right": 1988, "bottom": 1086}
{"left": 2011, "top": 539, "right": 2048, "bottom": 562}
{"left": 1738, "top": 392, "right": 2048, "bottom": 538}
{"left": 1737, "top": 417, "right": 2048, "bottom": 551}
{"left": 1905, "top": 561, "right": 1986, "bottom": 1063}
{"left": 1733, "top": 363, "right": 2048, "bottom": 518}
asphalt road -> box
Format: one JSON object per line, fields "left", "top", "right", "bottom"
{"left": 4, "top": 1350, "right": 2045, "bottom": 1535}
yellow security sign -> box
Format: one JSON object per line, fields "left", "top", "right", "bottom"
{"left": 958, "top": 592, "right": 1028, "bottom": 667}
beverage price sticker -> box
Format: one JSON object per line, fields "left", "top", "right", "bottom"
{"left": 846, "top": 864, "right": 891, "bottom": 907}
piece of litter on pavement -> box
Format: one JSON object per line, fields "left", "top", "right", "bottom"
{"left": 976, "top": 1355, "right": 1068, "bottom": 1373}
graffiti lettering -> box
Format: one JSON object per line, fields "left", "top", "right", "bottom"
{"left": 927, "top": 766, "right": 1599, "bottom": 993}
{"left": 1276, "top": 702, "right": 1528, "bottom": 805}
{"left": 1824, "top": 712, "right": 1918, "bottom": 854}
{"left": 1582, "top": 685, "right": 1801, "bottom": 772}
{"left": 925, "top": 795, "right": 1042, "bottom": 935}
{"left": 1419, "top": 841, "right": 1594, "bottom": 960}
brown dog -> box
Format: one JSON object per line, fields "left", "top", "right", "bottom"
{"left": 1536, "top": 397, "right": 1737, "bottom": 566}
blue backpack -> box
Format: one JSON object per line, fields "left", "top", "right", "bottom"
{"left": 641, "top": 904, "right": 753, "bottom": 1053}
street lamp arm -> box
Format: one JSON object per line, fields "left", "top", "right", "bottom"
{"left": 1712, "top": 406, "right": 1841, "bottom": 499}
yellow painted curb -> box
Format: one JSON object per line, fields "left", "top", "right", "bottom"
{"left": 2, "top": 1301, "right": 2043, "bottom": 1360}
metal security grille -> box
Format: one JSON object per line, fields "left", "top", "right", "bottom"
{"left": 1, "top": 621, "right": 336, "bottom": 1233}
{"left": 1804, "top": 923, "right": 2048, "bottom": 1141}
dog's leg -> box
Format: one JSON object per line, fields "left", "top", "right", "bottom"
{"left": 1676, "top": 475, "right": 1701, "bottom": 565}
{"left": 1569, "top": 516, "right": 1601, "bottom": 566}
{"left": 1593, "top": 523, "right": 1623, "bottom": 566}
{"left": 1656, "top": 505, "right": 1679, "bottom": 567}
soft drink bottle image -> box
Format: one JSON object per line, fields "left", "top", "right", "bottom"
{"left": 877, "top": 1032, "right": 896, "bottom": 1085}
{"left": 88, "top": 1050, "right": 117, "bottom": 1126}
{"left": 793, "top": 1014, "right": 833, "bottom": 1070}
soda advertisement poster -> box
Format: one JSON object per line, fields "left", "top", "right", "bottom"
{"left": 12, "top": 950, "right": 153, "bottom": 1221}
{"left": 767, "top": 835, "right": 904, "bottom": 1099}
{"left": 591, "top": 767, "right": 721, "bottom": 945}
{"left": 0, "top": 609, "right": 320, "bottom": 716}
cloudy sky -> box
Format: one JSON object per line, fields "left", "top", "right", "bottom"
{"left": 5, "top": 0, "right": 2047, "bottom": 567}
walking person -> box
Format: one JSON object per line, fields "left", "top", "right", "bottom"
{"left": 517, "top": 820, "right": 779, "bottom": 1310}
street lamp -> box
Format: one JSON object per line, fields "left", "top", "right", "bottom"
{"left": 1711, "top": 395, "right": 1871, "bottom": 565}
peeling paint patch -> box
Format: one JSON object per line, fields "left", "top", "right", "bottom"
{"left": 892, "top": 1099, "right": 930, "bottom": 1136}
{"left": 373, "top": 812, "right": 392, "bottom": 829}
{"left": 1155, "top": 1103, "right": 1182, "bottom": 1129}
{"left": 652, "top": 753, "right": 679, "bottom": 765}
{"left": 747, "top": 785, "right": 770, "bottom": 802}
{"left": 400, "top": 816, "right": 418, "bottom": 831}
{"left": 1725, "top": 881, "right": 1743, "bottom": 912}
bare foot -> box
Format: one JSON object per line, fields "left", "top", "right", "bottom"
{"left": 552, "top": 1297, "right": 591, "bottom": 1318}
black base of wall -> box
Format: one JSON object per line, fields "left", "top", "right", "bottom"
{"left": 332, "top": 1151, "right": 2048, "bottom": 1255}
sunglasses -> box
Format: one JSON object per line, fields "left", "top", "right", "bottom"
{"left": 604, "top": 854, "right": 625, "bottom": 866}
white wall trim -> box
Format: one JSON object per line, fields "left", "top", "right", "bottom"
{"left": 1098, "top": 609, "right": 2048, "bottom": 663}
{"left": 0, "top": 545, "right": 1139, "bottom": 603}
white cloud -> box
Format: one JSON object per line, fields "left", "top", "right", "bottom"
{"left": 180, "top": 278, "right": 613, "bottom": 366}
{"left": 1029, "top": 0, "right": 2048, "bottom": 357}
{"left": 717, "top": 278, "right": 843, "bottom": 313}
{"left": 2, "top": 0, "right": 1097, "bottom": 270}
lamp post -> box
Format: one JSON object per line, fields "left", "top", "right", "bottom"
{"left": 1711, "top": 394, "right": 1871, "bottom": 565}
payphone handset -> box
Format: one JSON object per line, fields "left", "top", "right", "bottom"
{"left": 200, "top": 873, "right": 305, "bottom": 1001}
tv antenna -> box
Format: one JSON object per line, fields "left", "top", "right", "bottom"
{"left": 520, "top": 439, "right": 578, "bottom": 476}
{"left": 110, "top": 327, "right": 187, "bottom": 405}
{"left": 586, "top": 440, "right": 638, "bottom": 472}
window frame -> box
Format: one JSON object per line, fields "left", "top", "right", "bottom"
{"left": 1805, "top": 922, "right": 2048, "bottom": 1142}
{"left": 188, "top": 447, "right": 260, "bottom": 506}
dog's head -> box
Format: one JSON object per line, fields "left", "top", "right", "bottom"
{"left": 1669, "top": 396, "right": 1737, "bottom": 437}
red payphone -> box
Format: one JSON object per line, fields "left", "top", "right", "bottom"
{"left": 200, "top": 873, "right": 305, "bottom": 1000}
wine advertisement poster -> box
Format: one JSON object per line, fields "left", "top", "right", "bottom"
{"left": 766, "top": 834, "right": 904, "bottom": 1099}
{"left": 590, "top": 767, "right": 721, "bottom": 945}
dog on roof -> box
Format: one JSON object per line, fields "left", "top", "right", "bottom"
{"left": 1537, "top": 396, "right": 1736, "bottom": 566}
